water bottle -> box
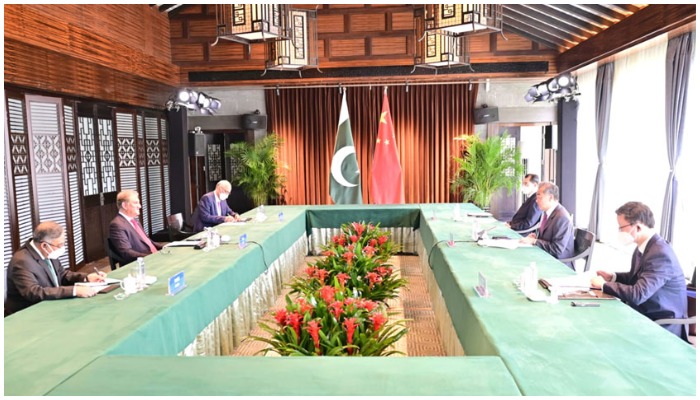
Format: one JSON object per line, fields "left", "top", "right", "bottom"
{"left": 472, "top": 218, "right": 481, "bottom": 241}
{"left": 136, "top": 257, "right": 146, "bottom": 290}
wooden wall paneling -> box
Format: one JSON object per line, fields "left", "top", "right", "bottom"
{"left": 4, "top": 4, "right": 177, "bottom": 85}
{"left": 391, "top": 11, "right": 414, "bottom": 31}
{"left": 350, "top": 13, "right": 386, "bottom": 32}
{"left": 24, "top": 95, "right": 73, "bottom": 269}
{"left": 329, "top": 39, "right": 366, "bottom": 57}
{"left": 209, "top": 41, "right": 247, "bottom": 62}
{"left": 371, "top": 36, "right": 408, "bottom": 56}
{"left": 5, "top": 39, "right": 176, "bottom": 110}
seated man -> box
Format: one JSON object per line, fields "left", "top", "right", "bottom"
{"left": 591, "top": 201, "right": 687, "bottom": 338}
{"left": 192, "top": 180, "right": 240, "bottom": 232}
{"left": 506, "top": 173, "right": 542, "bottom": 234}
{"left": 520, "top": 182, "right": 575, "bottom": 267}
{"left": 5, "top": 221, "right": 105, "bottom": 316}
{"left": 109, "top": 190, "right": 162, "bottom": 265}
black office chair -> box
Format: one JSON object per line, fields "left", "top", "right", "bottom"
{"left": 104, "top": 237, "right": 126, "bottom": 271}
{"left": 513, "top": 221, "right": 540, "bottom": 236}
{"left": 559, "top": 228, "right": 596, "bottom": 273}
{"left": 167, "top": 213, "right": 193, "bottom": 241}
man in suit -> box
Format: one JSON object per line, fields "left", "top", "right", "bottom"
{"left": 520, "top": 182, "right": 575, "bottom": 267}
{"left": 109, "top": 190, "right": 163, "bottom": 264}
{"left": 506, "top": 173, "right": 542, "bottom": 234}
{"left": 591, "top": 201, "right": 688, "bottom": 338}
{"left": 192, "top": 180, "right": 240, "bottom": 232}
{"left": 5, "top": 221, "right": 106, "bottom": 316}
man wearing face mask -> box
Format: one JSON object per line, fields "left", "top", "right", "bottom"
{"left": 5, "top": 221, "right": 106, "bottom": 316}
{"left": 591, "top": 201, "right": 687, "bottom": 338}
{"left": 506, "top": 173, "right": 542, "bottom": 233}
{"left": 192, "top": 180, "right": 240, "bottom": 232}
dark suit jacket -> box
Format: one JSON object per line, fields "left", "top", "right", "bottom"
{"left": 509, "top": 193, "right": 542, "bottom": 232}
{"left": 535, "top": 203, "right": 575, "bottom": 265}
{"left": 192, "top": 192, "right": 233, "bottom": 232}
{"left": 109, "top": 214, "right": 162, "bottom": 265}
{"left": 5, "top": 240, "right": 88, "bottom": 316}
{"left": 603, "top": 234, "right": 688, "bottom": 337}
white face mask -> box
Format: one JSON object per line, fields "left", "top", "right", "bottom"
{"left": 46, "top": 245, "right": 66, "bottom": 260}
{"left": 218, "top": 193, "right": 229, "bottom": 202}
{"left": 522, "top": 184, "right": 535, "bottom": 196}
{"left": 616, "top": 231, "right": 635, "bottom": 246}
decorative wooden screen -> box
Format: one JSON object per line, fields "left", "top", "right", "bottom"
{"left": 145, "top": 116, "right": 164, "bottom": 234}
{"left": 63, "top": 104, "right": 84, "bottom": 265}
{"left": 116, "top": 112, "right": 138, "bottom": 191}
{"left": 137, "top": 114, "right": 150, "bottom": 235}
{"left": 161, "top": 117, "right": 171, "bottom": 218}
{"left": 26, "top": 96, "right": 70, "bottom": 268}
{"left": 6, "top": 97, "right": 35, "bottom": 247}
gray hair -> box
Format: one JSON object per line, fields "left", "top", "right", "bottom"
{"left": 116, "top": 190, "right": 138, "bottom": 210}
{"left": 216, "top": 180, "right": 232, "bottom": 191}
{"left": 33, "top": 221, "right": 64, "bottom": 243}
{"left": 539, "top": 181, "right": 559, "bottom": 201}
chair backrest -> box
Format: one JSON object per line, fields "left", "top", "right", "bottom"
{"left": 168, "top": 213, "right": 184, "bottom": 231}
{"left": 104, "top": 237, "right": 124, "bottom": 271}
{"left": 573, "top": 228, "right": 595, "bottom": 272}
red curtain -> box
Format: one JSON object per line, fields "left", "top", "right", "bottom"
{"left": 265, "top": 84, "right": 477, "bottom": 205}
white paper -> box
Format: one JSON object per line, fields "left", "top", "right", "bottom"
{"left": 75, "top": 277, "right": 121, "bottom": 287}
{"left": 477, "top": 239, "right": 531, "bottom": 250}
{"left": 164, "top": 240, "right": 201, "bottom": 247}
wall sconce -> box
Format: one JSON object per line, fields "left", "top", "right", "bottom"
{"left": 424, "top": 4, "right": 503, "bottom": 37}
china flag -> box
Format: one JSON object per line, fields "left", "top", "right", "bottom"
{"left": 370, "top": 89, "right": 405, "bottom": 204}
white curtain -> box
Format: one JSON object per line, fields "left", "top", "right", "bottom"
{"left": 671, "top": 47, "right": 699, "bottom": 278}
{"left": 574, "top": 63, "right": 600, "bottom": 229}
{"left": 600, "top": 34, "right": 668, "bottom": 244}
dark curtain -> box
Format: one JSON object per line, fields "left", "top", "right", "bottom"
{"left": 266, "top": 84, "right": 477, "bottom": 205}
{"left": 588, "top": 63, "right": 614, "bottom": 236}
{"left": 660, "top": 31, "right": 695, "bottom": 243}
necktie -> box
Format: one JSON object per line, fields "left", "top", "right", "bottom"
{"left": 540, "top": 212, "right": 549, "bottom": 231}
{"left": 45, "top": 259, "right": 59, "bottom": 287}
{"left": 216, "top": 200, "right": 222, "bottom": 216}
{"left": 131, "top": 218, "right": 157, "bottom": 254}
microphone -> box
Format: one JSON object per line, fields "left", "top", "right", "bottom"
{"left": 477, "top": 225, "right": 497, "bottom": 241}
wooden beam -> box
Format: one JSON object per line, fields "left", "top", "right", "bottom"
{"left": 557, "top": 4, "right": 696, "bottom": 72}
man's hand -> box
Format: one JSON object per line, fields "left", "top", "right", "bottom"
{"left": 519, "top": 233, "right": 537, "bottom": 245}
{"left": 590, "top": 275, "right": 606, "bottom": 289}
{"left": 87, "top": 272, "right": 106, "bottom": 283}
{"left": 75, "top": 286, "right": 97, "bottom": 298}
{"left": 596, "top": 270, "right": 613, "bottom": 281}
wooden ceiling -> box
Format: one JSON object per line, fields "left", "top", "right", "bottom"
{"left": 155, "top": 4, "right": 695, "bottom": 87}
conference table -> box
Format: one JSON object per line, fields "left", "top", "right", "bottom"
{"left": 4, "top": 205, "right": 695, "bottom": 396}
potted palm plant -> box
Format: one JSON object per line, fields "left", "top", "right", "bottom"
{"left": 225, "top": 133, "right": 285, "bottom": 206}
{"left": 450, "top": 133, "right": 523, "bottom": 209}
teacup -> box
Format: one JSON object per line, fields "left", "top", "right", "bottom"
{"left": 120, "top": 276, "right": 138, "bottom": 295}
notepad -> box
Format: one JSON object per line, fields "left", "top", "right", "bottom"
{"left": 75, "top": 278, "right": 121, "bottom": 287}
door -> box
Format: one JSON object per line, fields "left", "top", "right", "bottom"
{"left": 77, "top": 103, "right": 118, "bottom": 262}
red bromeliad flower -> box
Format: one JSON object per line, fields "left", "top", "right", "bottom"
{"left": 321, "top": 250, "right": 334, "bottom": 257}
{"left": 378, "top": 235, "right": 388, "bottom": 245}
{"left": 296, "top": 298, "right": 314, "bottom": 315}
{"left": 351, "top": 222, "right": 365, "bottom": 235}
{"left": 375, "top": 266, "right": 389, "bottom": 277}
{"left": 366, "top": 272, "right": 382, "bottom": 289}
{"left": 343, "top": 251, "right": 354, "bottom": 264}
{"left": 319, "top": 285, "right": 336, "bottom": 303}
{"left": 336, "top": 273, "right": 350, "bottom": 289}
{"left": 350, "top": 235, "right": 358, "bottom": 243}
{"left": 363, "top": 245, "right": 376, "bottom": 256}
{"left": 358, "top": 299, "right": 376, "bottom": 312}
{"left": 369, "top": 312, "right": 387, "bottom": 332}
{"left": 369, "top": 238, "right": 378, "bottom": 247}
{"left": 329, "top": 300, "right": 344, "bottom": 320}
{"left": 343, "top": 317, "right": 358, "bottom": 354}
{"left": 305, "top": 266, "right": 317, "bottom": 278}
{"left": 316, "top": 268, "right": 329, "bottom": 283}
{"left": 274, "top": 309, "right": 287, "bottom": 326}
{"left": 305, "top": 320, "right": 322, "bottom": 354}
{"left": 286, "top": 312, "right": 303, "bottom": 341}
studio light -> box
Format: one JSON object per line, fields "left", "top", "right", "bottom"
{"left": 166, "top": 90, "right": 222, "bottom": 115}
{"left": 525, "top": 73, "right": 580, "bottom": 103}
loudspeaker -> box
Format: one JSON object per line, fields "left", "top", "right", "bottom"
{"left": 473, "top": 107, "right": 499, "bottom": 124}
{"left": 189, "top": 133, "right": 206, "bottom": 157}
{"left": 242, "top": 114, "right": 267, "bottom": 130}
{"left": 544, "top": 125, "right": 554, "bottom": 149}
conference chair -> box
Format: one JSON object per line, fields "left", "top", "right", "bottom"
{"left": 105, "top": 237, "right": 126, "bottom": 270}
{"left": 655, "top": 316, "right": 696, "bottom": 344}
{"left": 167, "top": 213, "right": 193, "bottom": 241}
{"left": 513, "top": 221, "right": 540, "bottom": 236}
{"left": 559, "top": 228, "right": 595, "bottom": 273}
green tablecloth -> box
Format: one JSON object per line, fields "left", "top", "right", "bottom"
{"left": 4, "top": 204, "right": 696, "bottom": 396}
{"left": 47, "top": 356, "right": 521, "bottom": 396}
{"left": 418, "top": 203, "right": 696, "bottom": 395}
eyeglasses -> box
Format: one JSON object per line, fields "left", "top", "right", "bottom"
{"left": 42, "top": 241, "right": 64, "bottom": 249}
{"left": 617, "top": 223, "right": 634, "bottom": 232}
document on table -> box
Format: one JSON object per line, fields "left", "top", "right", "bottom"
{"left": 75, "top": 278, "right": 121, "bottom": 287}
{"left": 164, "top": 240, "right": 202, "bottom": 247}
{"left": 477, "top": 239, "right": 532, "bottom": 250}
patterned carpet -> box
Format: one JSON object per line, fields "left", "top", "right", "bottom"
{"left": 231, "top": 255, "right": 446, "bottom": 357}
